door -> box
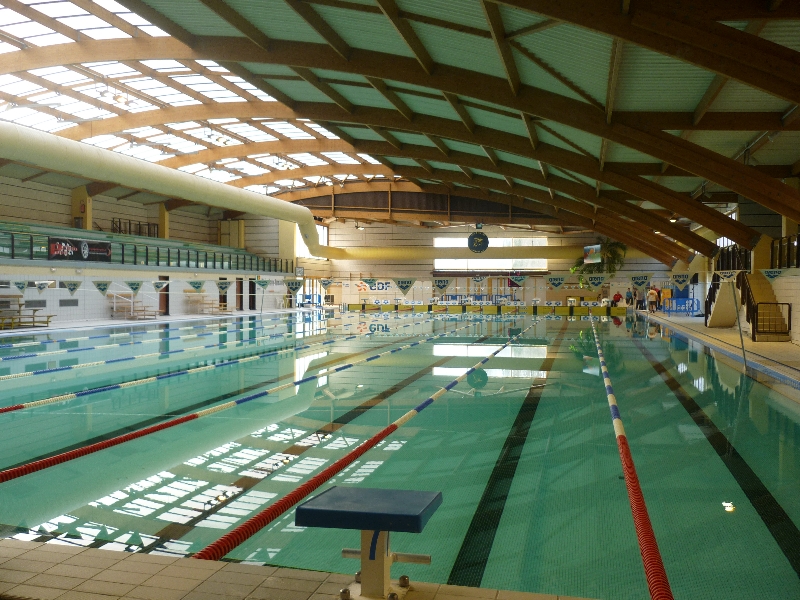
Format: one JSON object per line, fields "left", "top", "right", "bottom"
{"left": 219, "top": 278, "right": 227, "bottom": 308}
{"left": 236, "top": 278, "right": 243, "bottom": 311}
{"left": 158, "top": 276, "right": 169, "bottom": 315}
{"left": 249, "top": 279, "right": 256, "bottom": 310}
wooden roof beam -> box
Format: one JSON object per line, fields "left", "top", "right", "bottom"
{"left": 283, "top": 0, "right": 351, "bottom": 60}
{"left": 196, "top": 0, "right": 272, "bottom": 51}
{"left": 442, "top": 92, "right": 474, "bottom": 133}
{"left": 506, "top": 19, "right": 560, "bottom": 40}
{"left": 375, "top": 0, "right": 434, "bottom": 75}
{"left": 368, "top": 126, "right": 402, "bottom": 149}
{"left": 481, "top": 0, "right": 520, "bottom": 95}
{"left": 293, "top": 67, "right": 354, "bottom": 113}
{"left": 426, "top": 134, "right": 450, "bottom": 156}
{"left": 112, "top": 0, "right": 196, "bottom": 45}
{"left": 605, "top": 39, "right": 623, "bottom": 125}
{"left": 521, "top": 113, "right": 539, "bottom": 149}
{"left": 366, "top": 77, "right": 414, "bottom": 121}
{"left": 163, "top": 199, "right": 195, "bottom": 211}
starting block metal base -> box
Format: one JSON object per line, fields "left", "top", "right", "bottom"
{"left": 344, "top": 581, "right": 410, "bottom": 600}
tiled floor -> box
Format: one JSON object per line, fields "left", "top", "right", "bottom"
{"left": 0, "top": 540, "right": 595, "bottom": 600}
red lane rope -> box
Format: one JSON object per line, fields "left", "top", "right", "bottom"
{"left": 193, "top": 423, "right": 398, "bottom": 561}
{"left": 0, "top": 414, "right": 197, "bottom": 483}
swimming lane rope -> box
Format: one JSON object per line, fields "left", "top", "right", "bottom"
{"left": 192, "top": 322, "right": 534, "bottom": 561}
{"left": 588, "top": 316, "right": 673, "bottom": 600}
{"left": 0, "top": 319, "right": 471, "bottom": 482}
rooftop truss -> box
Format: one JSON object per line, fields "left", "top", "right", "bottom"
{"left": 0, "top": 0, "right": 799, "bottom": 263}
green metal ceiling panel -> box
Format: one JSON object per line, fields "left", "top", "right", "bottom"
{"left": 605, "top": 143, "right": 659, "bottom": 163}
{"left": 311, "top": 5, "right": 415, "bottom": 57}
{"left": 516, "top": 25, "right": 611, "bottom": 106}
{"left": 615, "top": 45, "right": 715, "bottom": 111}
{"left": 223, "top": 0, "right": 326, "bottom": 43}
{"left": 534, "top": 125, "right": 587, "bottom": 156}
{"left": 537, "top": 121, "right": 603, "bottom": 158}
{"left": 494, "top": 151, "right": 540, "bottom": 170}
{"left": 646, "top": 176, "right": 703, "bottom": 193}
{"left": 444, "top": 140, "right": 489, "bottom": 156}
{"left": 749, "top": 131, "right": 800, "bottom": 165}
{"left": 328, "top": 83, "right": 396, "bottom": 110}
{"left": 395, "top": 93, "right": 457, "bottom": 121}
{"left": 240, "top": 63, "right": 297, "bottom": 77}
{"left": 264, "top": 79, "right": 334, "bottom": 103}
{"left": 513, "top": 51, "right": 586, "bottom": 104}
{"left": 689, "top": 131, "right": 753, "bottom": 159}
{"left": 410, "top": 22, "right": 503, "bottom": 77}
{"left": 470, "top": 168, "right": 505, "bottom": 181}
{"left": 710, "top": 80, "right": 791, "bottom": 112}
{"left": 467, "top": 105, "right": 526, "bottom": 136}
{"left": 497, "top": 5, "right": 549, "bottom": 32}
{"left": 763, "top": 20, "right": 800, "bottom": 52}
{"left": 310, "top": 70, "right": 368, "bottom": 84}
{"left": 397, "top": 0, "right": 489, "bottom": 31}
{"left": 386, "top": 157, "right": 420, "bottom": 167}
{"left": 383, "top": 80, "right": 446, "bottom": 96}
{"left": 427, "top": 161, "right": 462, "bottom": 172}
{"left": 389, "top": 132, "right": 434, "bottom": 146}
{"left": 338, "top": 126, "right": 385, "bottom": 141}
{"left": 0, "top": 164, "right": 43, "bottom": 180}
{"left": 549, "top": 166, "right": 593, "bottom": 187}
{"left": 32, "top": 173, "right": 92, "bottom": 189}
{"left": 141, "top": 0, "right": 245, "bottom": 37}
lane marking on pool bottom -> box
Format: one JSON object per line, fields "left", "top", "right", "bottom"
{"left": 634, "top": 339, "right": 800, "bottom": 580}
{"left": 447, "top": 319, "right": 567, "bottom": 587}
{"left": 590, "top": 317, "right": 673, "bottom": 600}
{"left": 0, "top": 319, "right": 471, "bottom": 483}
{"left": 192, "top": 322, "right": 535, "bottom": 561}
{"left": 0, "top": 314, "right": 445, "bottom": 413}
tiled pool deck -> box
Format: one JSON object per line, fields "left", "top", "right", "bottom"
{"left": 0, "top": 540, "right": 595, "bottom": 600}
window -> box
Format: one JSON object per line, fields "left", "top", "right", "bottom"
{"left": 433, "top": 237, "right": 547, "bottom": 271}
{"left": 295, "top": 224, "right": 328, "bottom": 259}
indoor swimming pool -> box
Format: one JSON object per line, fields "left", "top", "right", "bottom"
{"left": 0, "top": 311, "right": 798, "bottom": 600}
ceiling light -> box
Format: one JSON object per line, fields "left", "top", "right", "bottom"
{"left": 114, "top": 94, "right": 127, "bottom": 104}
{"left": 355, "top": 222, "right": 364, "bottom": 230}
{"left": 669, "top": 218, "right": 677, "bottom": 223}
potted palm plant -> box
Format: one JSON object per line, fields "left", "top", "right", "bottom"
{"left": 570, "top": 237, "right": 627, "bottom": 287}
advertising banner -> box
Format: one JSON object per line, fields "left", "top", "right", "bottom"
{"left": 63, "top": 281, "right": 81, "bottom": 296}
{"left": 48, "top": 237, "right": 111, "bottom": 262}
{"left": 670, "top": 273, "right": 691, "bottom": 290}
{"left": 320, "top": 279, "right": 335, "bottom": 290}
{"left": 152, "top": 281, "right": 169, "bottom": 293}
{"left": 714, "top": 270, "right": 742, "bottom": 282}
{"left": 13, "top": 281, "right": 26, "bottom": 294}
{"left": 433, "top": 278, "right": 452, "bottom": 291}
{"left": 126, "top": 281, "right": 143, "bottom": 296}
{"left": 216, "top": 281, "right": 233, "bottom": 294}
{"left": 254, "top": 280, "right": 270, "bottom": 289}
{"left": 629, "top": 273, "right": 653, "bottom": 290}
{"left": 93, "top": 281, "right": 111, "bottom": 296}
{"left": 361, "top": 278, "right": 378, "bottom": 287}
{"left": 35, "top": 281, "right": 51, "bottom": 294}
{"left": 583, "top": 244, "right": 601, "bottom": 264}
{"left": 761, "top": 268, "right": 787, "bottom": 282}
{"left": 585, "top": 274, "right": 608, "bottom": 289}
{"left": 508, "top": 276, "right": 528, "bottom": 287}
{"left": 392, "top": 278, "right": 416, "bottom": 295}
{"left": 546, "top": 274, "right": 568, "bottom": 289}
{"left": 187, "top": 281, "right": 205, "bottom": 293}
{"left": 285, "top": 280, "right": 304, "bottom": 294}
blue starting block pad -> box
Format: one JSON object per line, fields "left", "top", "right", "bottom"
{"left": 296, "top": 487, "right": 442, "bottom": 533}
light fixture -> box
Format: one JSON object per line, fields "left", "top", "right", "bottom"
{"left": 114, "top": 94, "right": 127, "bottom": 104}
{"left": 722, "top": 501, "right": 735, "bottom": 512}
{"left": 355, "top": 222, "right": 364, "bottom": 230}
{"left": 669, "top": 218, "right": 677, "bottom": 223}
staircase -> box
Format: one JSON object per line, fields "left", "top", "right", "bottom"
{"left": 743, "top": 272, "right": 791, "bottom": 342}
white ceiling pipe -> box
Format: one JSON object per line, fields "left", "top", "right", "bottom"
{"left": 0, "top": 122, "right": 650, "bottom": 262}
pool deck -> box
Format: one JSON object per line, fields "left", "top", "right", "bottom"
{"left": 0, "top": 540, "right": 595, "bottom": 600}
{"left": 642, "top": 308, "right": 800, "bottom": 386}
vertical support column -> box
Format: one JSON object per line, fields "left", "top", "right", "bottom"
{"left": 238, "top": 219, "right": 246, "bottom": 249}
{"left": 360, "top": 530, "right": 391, "bottom": 598}
{"left": 70, "top": 186, "right": 92, "bottom": 230}
{"left": 783, "top": 178, "right": 800, "bottom": 237}
{"left": 158, "top": 203, "right": 169, "bottom": 239}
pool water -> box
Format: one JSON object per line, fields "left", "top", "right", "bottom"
{"left": 0, "top": 311, "right": 798, "bottom": 599}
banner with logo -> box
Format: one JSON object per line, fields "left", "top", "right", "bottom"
{"left": 585, "top": 274, "right": 608, "bottom": 290}
{"left": 216, "top": 281, "right": 233, "bottom": 294}
{"left": 187, "top": 281, "right": 205, "bottom": 293}
{"left": 48, "top": 237, "right": 111, "bottom": 262}
{"left": 285, "top": 280, "right": 304, "bottom": 294}
{"left": 320, "top": 279, "right": 335, "bottom": 290}
{"left": 583, "top": 244, "right": 601, "bottom": 264}
{"left": 472, "top": 276, "right": 486, "bottom": 285}
{"left": 152, "top": 281, "right": 169, "bottom": 293}
{"left": 35, "top": 281, "right": 51, "bottom": 294}
{"left": 126, "top": 281, "right": 143, "bottom": 296}
{"left": 546, "top": 274, "right": 569, "bottom": 289}
{"left": 361, "top": 278, "right": 378, "bottom": 287}
{"left": 13, "top": 281, "right": 27, "bottom": 294}
{"left": 63, "top": 281, "right": 81, "bottom": 296}
{"left": 714, "top": 270, "right": 742, "bottom": 282}
{"left": 433, "top": 278, "right": 452, "bottom": 291}
{"left": 670, "top": 273, "right": 691, "bottom": 290}
{"left": 761, "top": 268, "right": 787, "bottom": 282}
{"left": 629, "top": 273, "right": 653, "bottom": 290}
{"left": 392, "top": 278, "right": 416, "bottom": 295}
{"left": 508, "top": 276, "right": 528, "bottom": 288}
{"left": 254, "top": 279, "right": 270, "bottom": 290}
{"left": 93, "top": 281, "right": 111, "bottom": 296}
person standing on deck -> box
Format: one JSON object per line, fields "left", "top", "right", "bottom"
{"left": 625, "top": 288, "right": 632, "bottom": 306}
{"left": 647, "top": 287, "right": 659, "bottom": 313}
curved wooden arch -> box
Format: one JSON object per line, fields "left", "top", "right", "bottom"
{"left": 10, "top": 34, "right": 798, "bottom": 219}
{"left": 229, "top": 166, "right": 397, "bottom": 187}
{"left": 57, "top": 101, "right": 758, "bottom": 246}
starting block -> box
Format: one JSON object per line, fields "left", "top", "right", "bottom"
{"left": 295, "top": 487, "right": 442, "bottom": 599}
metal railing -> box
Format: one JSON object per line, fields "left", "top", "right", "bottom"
{"left": 770, "top": 234, "right": 799, "bottom": 268}
{"left": 111, "top": 218, "right": 158, "bottom": 238}
{"left": 0, "top": 230, "right": 293, "bottom": 274}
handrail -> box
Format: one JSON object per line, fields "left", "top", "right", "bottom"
{"left": 770, "top": 234, "right": 799, "bottom": 269}
{"left": 753, "top": 302, "right": 792, "bottom": 338}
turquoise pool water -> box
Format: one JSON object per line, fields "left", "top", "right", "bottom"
{"left": 0, "top": 311, "right": 798, "bottom": 599}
